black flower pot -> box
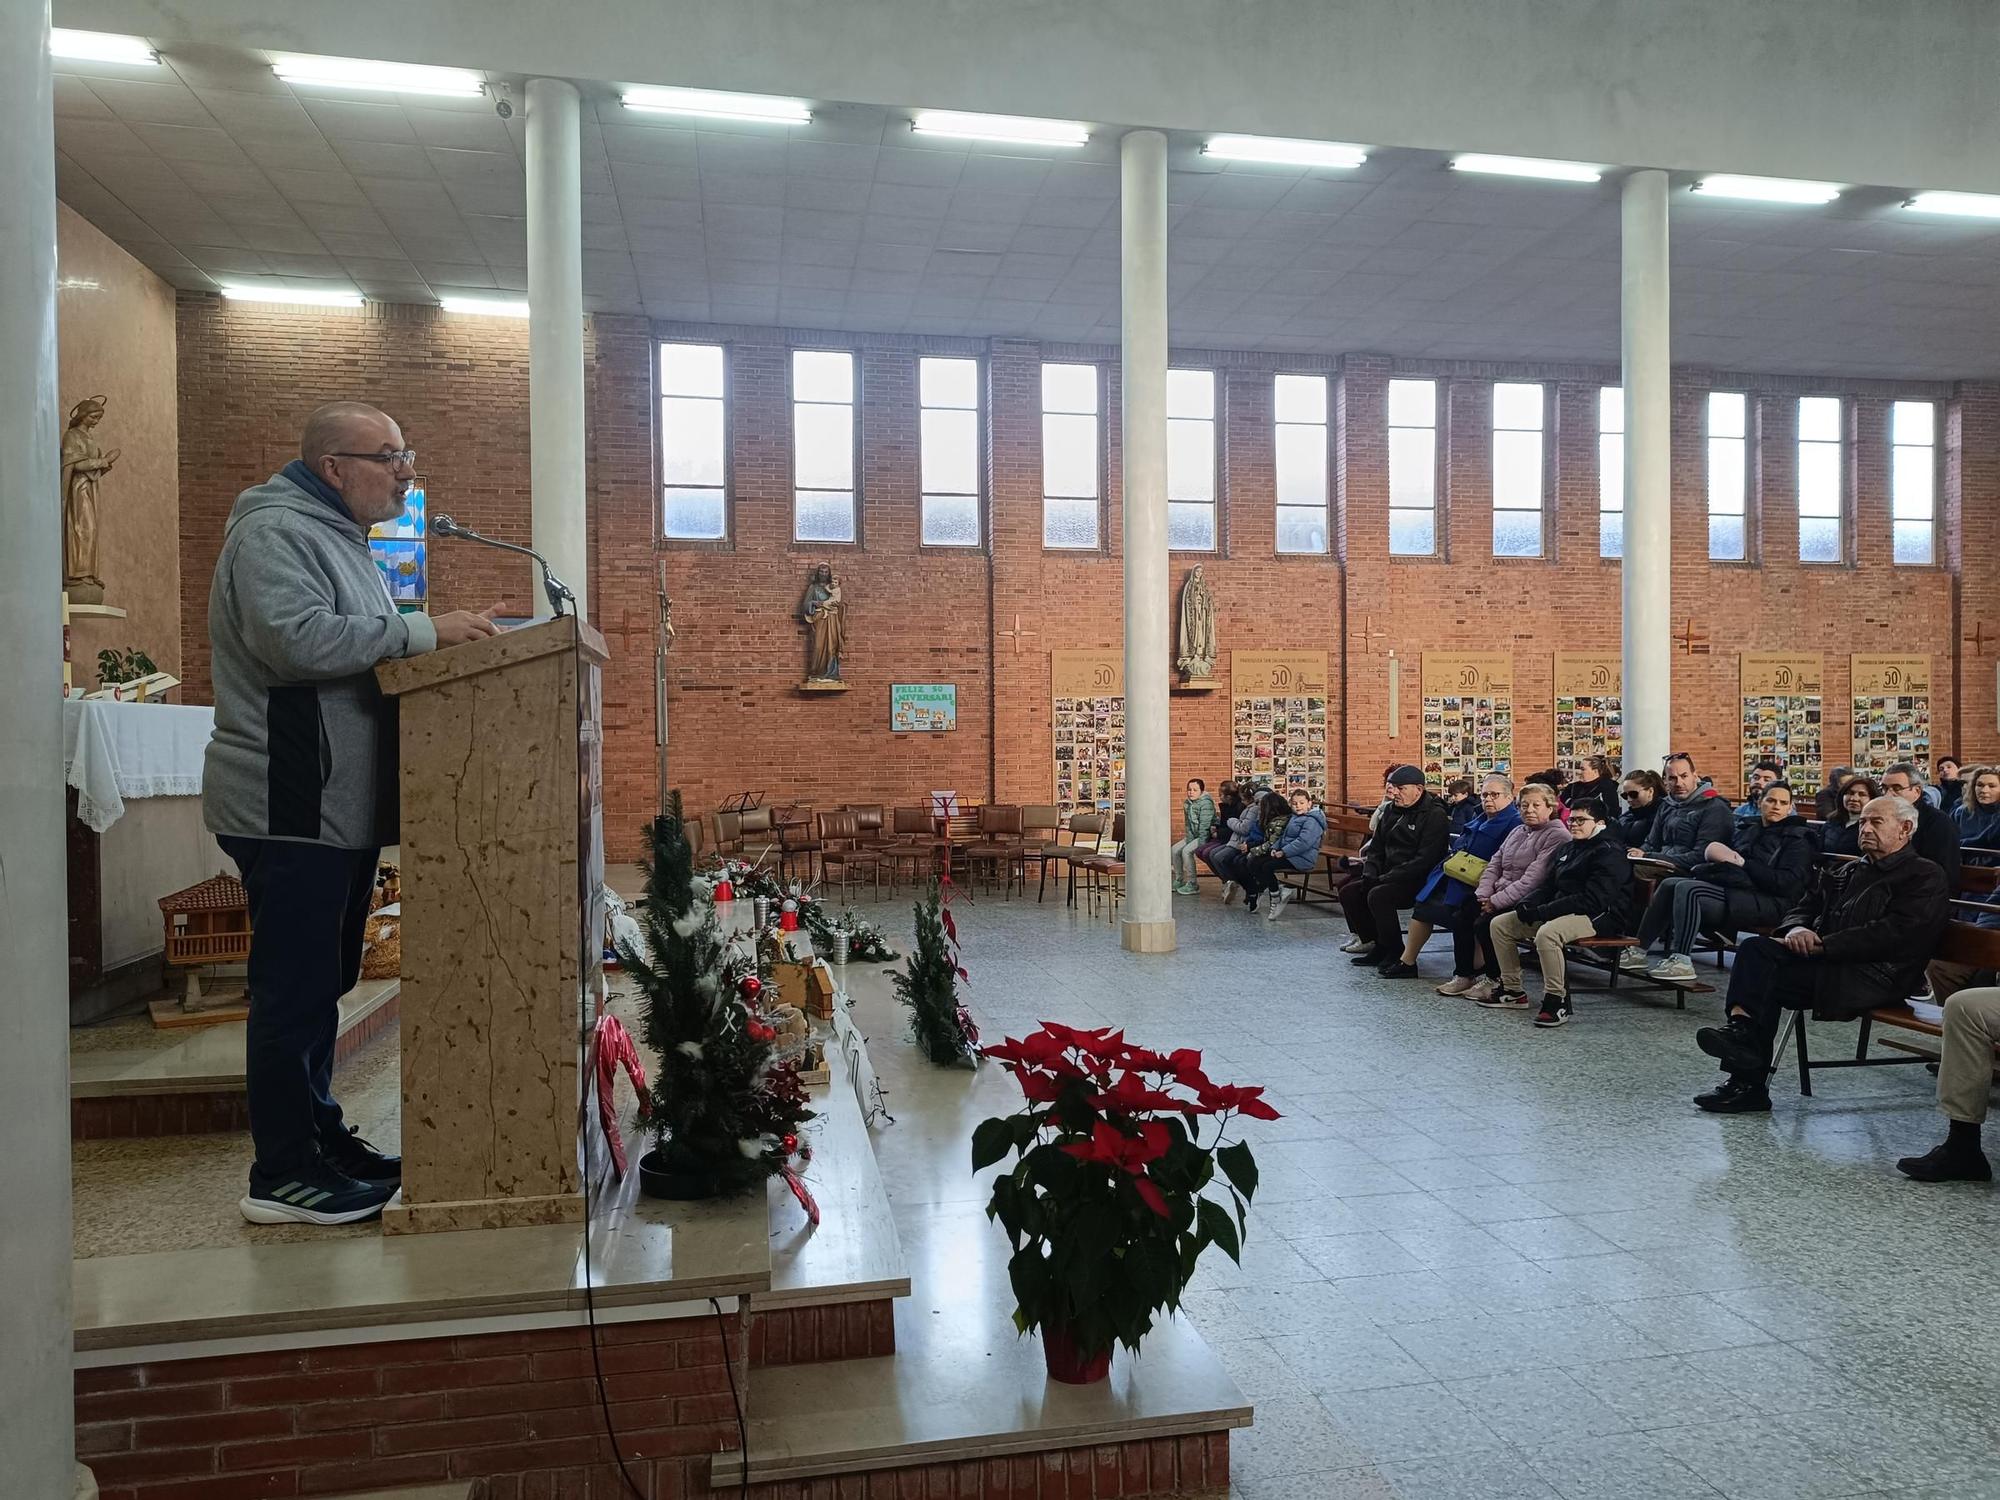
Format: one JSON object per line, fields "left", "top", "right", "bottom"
{"left": 638, "top": 1146, "right": 719, "bottom": 1200}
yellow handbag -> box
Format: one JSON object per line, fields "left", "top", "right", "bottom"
{"left": 1442, "top": 850, "right": 1488, "bottom": 885}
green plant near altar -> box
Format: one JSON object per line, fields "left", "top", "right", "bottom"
{"left": 96, "top": 646, "right": 156, "bottom": 684}
{"left": 971, "top": 1024, "right": 1274, "bottom": 1382}
{"left": 619, "top": 796, "right": 812, "bottom": 1197}
{"left": 892, "top": 880, "right": 977, "bottom": 1066}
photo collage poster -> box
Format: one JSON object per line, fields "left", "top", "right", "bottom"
{"left": 1553, "top": 654, "right": 1623, "bottom": 777}
{"left": 1849, "top": 654, "right": 1932, "bottom": 776}
{"left": 1050, "top": 651, "right": 1125, "bottom": 819}
{"left": 1420, "top": 653, "right": 1515, "bottom": 785}
{"left": 1229, "top": 651, "right": 1331, "bottom": 802}
{"left": 1739, "top": 653, "right": 1825, "bottom": 795}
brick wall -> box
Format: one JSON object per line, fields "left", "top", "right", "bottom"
{"left": 174, "top": 299, "right": 2000, "bottom": 861}
{"left": 75, "top": 1307, "right": 746, "bottom": 1499}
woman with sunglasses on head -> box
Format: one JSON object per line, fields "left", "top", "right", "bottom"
{"left": 1616, "top": 770, "right": 1666, "bottom": 851}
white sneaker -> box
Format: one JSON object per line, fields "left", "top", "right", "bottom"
{"left": 1220, "top": 881, "right": 1239, "bottom": 906}
{"left": 1435, "top": 975, "right": 1476, "bottom": 996}
{"left": 1339, "top": 934, "right": 1366, "bottom": 954}
{"left": 1648, "top": 954, "right": 1699, "bottom": 982}
{"left": 1618, "top": 948, "right": 1650, "bottom": 972}
{"left": 1266, "top": 888, "right": 1288, "bottom": 922}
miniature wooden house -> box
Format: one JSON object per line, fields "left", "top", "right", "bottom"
{"left": 158, "top": 874, "right": 251, "bottom": 969}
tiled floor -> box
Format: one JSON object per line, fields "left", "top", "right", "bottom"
{"left": 843, "top": 880, "right": 2000, "bottom": 1500}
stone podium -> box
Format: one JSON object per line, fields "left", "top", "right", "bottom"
{"left": 375, "top": 616, "right": 608, "bottom": 1234}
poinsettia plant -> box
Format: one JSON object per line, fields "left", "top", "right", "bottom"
{"left": 971, "top": 1023, "right": 1276, "bottom": 1366}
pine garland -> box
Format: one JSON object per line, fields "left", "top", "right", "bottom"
{"left": 620, "top": 795, "right": 812, "bottom": 1192}
{"left": 893, "top": 880, "right": 978, "bottom": 1067}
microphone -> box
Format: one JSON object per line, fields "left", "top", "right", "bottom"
{"left": 432, "top": 513, "right": 576, "bottom": 619}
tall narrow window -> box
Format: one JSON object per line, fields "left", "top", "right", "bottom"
{"left": 1798, "top": 395, "right": 1843, "bottom": 563}
{"left": 1387, "top": 378, "right": 1437, "bottom": 556}
{"left": 1708, "top": 392, "right": 1747, "bottom": 561}
{"left": 1167, "top": 369, "right": 1217, "bottom": 550}
{"left": 1598, "top": 386, "right": 1624, "bottom": 559}
{"left": 1042, "top": 362, "right": 1099, "bottom": 549}
{"left": 1274, "top": 373, "right": 1328, "bottom": 554}
{"left": 792, "top": 349, "right": 856, "bottom": 543}
{"left": 920, "top": 356, "right": 981, "bottom": 547}
{"left": 1492, "top": 381, "right": 1545, "bottom": 557}
{"left": 1891, "top": 400, "right": 1936, "bottom": 566}
{"left": 660, "top": 342, "right": 726, "bottom": 540}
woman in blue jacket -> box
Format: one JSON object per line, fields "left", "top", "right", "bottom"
{"left": 1247, "top": 789, "right": 1329, "bottom": 921}
{"left": 1951, "top": 765, "right": 2000, "bottom": 870}
{"left": 1379, "top": 774, "right": 1523, "bottom": 980}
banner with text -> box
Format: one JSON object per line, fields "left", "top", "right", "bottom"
{"left": 1849, "top": 654, "right": 1932, "bottom": 775}
{"left": 1051, "top": 650, "right": 1125, "bottom": 817}
{"left": 1739, "top": 652, "right": 1825, "bottom": 796}
{"left": 1230, "top": 651, "right": 1330, "bottom": 800}
{"left": 1552, "top": 653, "right": 1623, "bottom": 775}
{"left": 1420, "top": 652, "right": 1515, "bottom": 784}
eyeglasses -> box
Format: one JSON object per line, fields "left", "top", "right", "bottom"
{"left": 329, "top": 449, "right": 417, "bottom": 470}
{"left": 1620, "top": 791, "right": 1643, "bottom": 802}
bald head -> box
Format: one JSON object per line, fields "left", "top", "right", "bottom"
{"left": 297, "top": 403, "right": 413, "bottom": 526}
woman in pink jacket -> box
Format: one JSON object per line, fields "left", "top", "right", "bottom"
{"left": 1441, "top": 782, "right": 1571, "bottom": 1001}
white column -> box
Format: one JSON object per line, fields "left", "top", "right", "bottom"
{"left": 1119, "top": 129, "right": 1175, "bottom": 954}
{"left": 1621, "top": 168, "right": 1672, "bottom": 773}
{"left": 0, "top": 0, "right": 78, "bottom": 1494}
{"left": 525, "top": 76, "right": 589, "bottom": 619}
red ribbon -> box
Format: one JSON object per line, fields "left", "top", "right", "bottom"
{"left": 780, "top": 1164, "right": 821, "bottom": 1226}
{"left": 591, "top": 1014, "right": 650, "bottom": 1179}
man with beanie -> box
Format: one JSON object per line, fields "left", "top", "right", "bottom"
{"left": 205, "top": 402, "right": 505, "bottom": 1225}
{"left": 1338, "top": 765, "right": 1449, "bottom": 970}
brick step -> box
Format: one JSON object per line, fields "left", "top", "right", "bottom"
{"left": 331, "top": 1487, "right": 477, "bottom": 1500}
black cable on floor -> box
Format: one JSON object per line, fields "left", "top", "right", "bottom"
{"left": 711, "top": 1295, "right": 752, "bottom": 1500}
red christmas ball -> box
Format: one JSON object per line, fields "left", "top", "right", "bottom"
{"left": 739, "top": 975, "right": 763, "bottom": 1001}
{"left": 781, "top": 1133, "right": 799, "bottom": 1154}
{"left": 748, "top": 1021, "right": 775, "bottom": 1042}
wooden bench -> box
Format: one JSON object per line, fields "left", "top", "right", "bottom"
{"left": 1278, "top": 810, "right": 1371, "bottom": 911}
{"left": 1779, "top": 920, "right": 2000, "bottom": 1095}
{"left": 1559, "top": 935, "right": 1716, "bottom": 1009}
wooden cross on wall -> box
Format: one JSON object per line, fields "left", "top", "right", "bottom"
{"left": 1676, "top": 617, "right": 1711, "bottom": 655}
{"left": 997, "top": 613, "right": 1042, "bottom": 656}
{"left": 1350, "top": 613, "right": 1388, "bottom": 655}
{"left": 1967, "top": 620, "right": 1994, "bottom": 657}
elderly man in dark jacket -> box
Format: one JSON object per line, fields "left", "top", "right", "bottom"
{"left": 1338, "top": 765, "right": 1450, "bottom": 969}
{"left": 1693, "top": 795, "right": 1950, "bottom": 1114}
{"left": 1640, "top": 753, "right": 1736, "bottom": 872}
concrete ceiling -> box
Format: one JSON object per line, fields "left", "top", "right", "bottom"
{"left": 50, "top": 43, "right": 2000, "bottom": 379}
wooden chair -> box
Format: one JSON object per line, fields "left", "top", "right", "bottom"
{"left": 845, "top": 803, "right": 890, "bottom": 848}
{"left": 881, "top": 805, "right": 945, "bottom": 889}
{"left": 1042, "top": 812, "right": 1105, "bottom": 904}
{"left": 737, "top": 806, "right": 781, "bottom": 870}
{"left": 817, "top": 811, "right": 882, "bottom": 904}
{"left": 713, "top": 809, "right": 744, "bottom": 856}
{"left": 774, "top": 805, "right": 821, "bottom": 887}
{"left": 1070, "top": 813, "right": 1126, "bottom": 910}
{"left": 963, "top": 804, "right": 1026, "bottom": 898}
{"left": 1016, "top": 805, "right": 1062, "bottom": 896}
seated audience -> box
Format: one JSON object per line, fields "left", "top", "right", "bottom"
{"left": 1626, "top": 781, "right": 1817, "bottom": 981}
{"left": 1882, "top": 762, "right": 1961, "bottom": 892}
{"left": 1950, "top": 764, "right": 2000, "bottom": 863}
{"left": 1236, "top": 790, "right": 1294, "bottom": 915}
{"left": 1814, "top": 765, "right": 1852, "bottom": 821}
{"left": 1735, "top": 759, "right": 1786, "bottom": 821}
{"left": 1562, "top": 755, "right": 1621, "bottom": 824}
{"left": 1193, "top": 778, "right": 1244, "bottom": 878}
{"left": 1691, "top": 796, "right": 1950, "bottom": 1114}
{"left": 1445, "top": 776, "right": 1478, "bottom": 837}
{"left": 1935, "top": 756, "right": 1965, "bottom": 814}
{"left": 1204, "top": 793, "right": 1261, "bottom": 899}
{"left": 1452, "top": 783, "right": 1572, "bottom": 999}
{"left": 1925, "top": 887, "right": 2000, "bottom": 1004}
{"left": 1338, "top": 766, "right": 1449, "bottom": 969}
{"left": 1384, "top": 774, "right": 1521, "bottom": 980}
{"left": 1250, "top": 788, "right": 1328, "bottom": 922}
{"left": 1639, "top": 753, "right": 1735, "bottom": 872}
{"left": 1171, "top": 778, "right": 1218, "bottom": 896}
{"left": 1526, "top": 767, "right": 1569, "bottom": 821}
{"left": 1819, "top": 774, "right": 1880, "bottom": 858}
{"left": 1897, "top": 985, "right": 2000, "bottom": 1183}
{"left": 1617, "top": 770, "right": 1666, "bottom": 850}
{"left": 1482, "top": 802, "right": 1635, "bottom": 1028}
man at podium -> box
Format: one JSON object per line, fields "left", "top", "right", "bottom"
{"left": 204, "top": 402, "right": 504, "bottom": 1226}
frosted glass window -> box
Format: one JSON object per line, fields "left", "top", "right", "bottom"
{"left": 1708, "top": 392, "right": 1747, "bottom": 561}
{"left": 1492, "top": 381, "right": 1544, "bottom": 558}
{"left": 1165, "top": 370, "right": 1217, "bottom": 551}
{"left": 1387, "top": 378, "right": 1437, "bottom": 556}
{"left": 1598, "top": 386, "right": 1623, "bottom": 560}
{"left": 1891, "top": 400, "right": 1935, "bottom": 566}
{"left": 1042, "top": 363, "right": 1099, "bottom": 548}
{"left": 794, "top": 349, "right": 856, "bottom": 542}
{"left": 1275, "top": 373, "right": 1329, "bottom": 554}
{"left": 1797, "top": 396, "right": 1843, "bottom": 563}
{"left": 660, "top": 342, "right": 726, "bottom": 539}
{"left": 920, "top": 356, "right": 981, "bottom": 547}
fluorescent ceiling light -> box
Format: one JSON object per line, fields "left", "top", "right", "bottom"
{"left": 910, "top": 110, "right": 1088, "bottom": 147}
{"left": 439, "top": 295, "right": 530, "bottom": 318}
{"left": 1202, "top": 134, "right": 1368, "bottom": 169}
{"left": 1904, "top": 190, "right": 2000, "bottom": 219}
{"left": 621, "top": 85, "right": 810, "bottom": 123}
{"left": 1451, "top": 153, "right": 1602, "bottom": 183}
{"left": 50, "top": 28, "right": 158, "bottom": 64}
{"left": 221, "top": 282, "right": 363, "bottom": 307}
{"left": 1691, "top": 174, "right": 1841, "bottom": 204}
{"left": 272, "top": 54, "right": 484, "bottom": 98}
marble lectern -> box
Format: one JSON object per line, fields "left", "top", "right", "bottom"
{"left": 375, "top": 616, "right": 609, "bottom": 1234}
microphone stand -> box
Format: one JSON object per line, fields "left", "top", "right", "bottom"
{"left": 432, "top": 514, "right": 575, "bottom": 619}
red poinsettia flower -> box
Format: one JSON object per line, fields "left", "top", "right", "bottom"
{"left": 1194, "top": 1081, "right": 1282, "bottom": 1120}
{"left": 1060, "top": 1119, "right": 1170, "bottom": 1172}
{"left": 1038, "top": 1021, "right": 1127, "bottom": 1060}
{"left": 1091, "top": 1072, "right": 1191, "bottom": 1116}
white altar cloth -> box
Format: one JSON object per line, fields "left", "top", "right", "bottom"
{"left": 62, "top": 698, "right": 213, "bottom": 833}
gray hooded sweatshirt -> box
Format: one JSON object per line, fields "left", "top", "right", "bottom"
{"left": 203, "top": 469, "right": 438, "bottom": 849}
